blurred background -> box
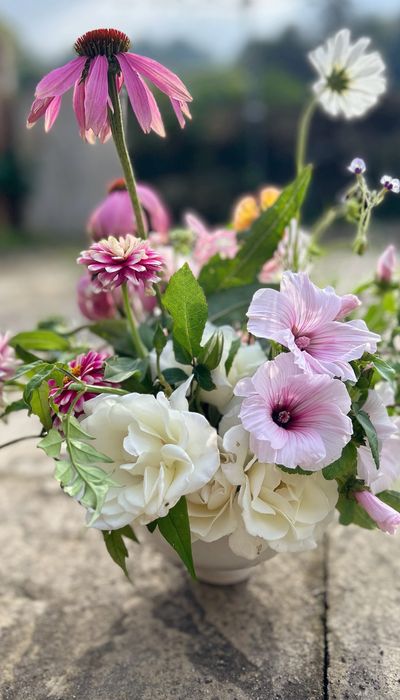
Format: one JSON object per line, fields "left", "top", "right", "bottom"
{"left": 0, "top": 0, "right": 399, "bottom": 327}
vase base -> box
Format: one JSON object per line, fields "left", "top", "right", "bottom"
{"left": 196, "top": 566, "right": 253, "bottom": 586}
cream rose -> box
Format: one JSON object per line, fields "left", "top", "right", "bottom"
{"left": 80, "top": 380, "right": 220, "bottom": 529}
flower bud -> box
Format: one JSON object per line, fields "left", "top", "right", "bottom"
{"left": 355, "top": 490, "right": 400, "bottom": 534}
{"left": 376, "top": 244, "right": 396, "bottom": 283}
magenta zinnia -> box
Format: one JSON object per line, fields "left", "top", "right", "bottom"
{"left": 247, "top": 271, "right": 380, "bottom": 381}
{"left": 234, "top": 351, "right": 353, "bottom": 470}
{"left": 49, "top": 350, "right": 109, "bottom": 417}
{"left": 78, "top": 234, "right": 164, "bottom": 293}
{"left": 0, "top": 332, "right": 19, "bottom": 383}
{"left": 27, "top": 28, "right": 192, "bottom": 141}
{"left": 87, "top": 179, "right": 171, "bottom": 241}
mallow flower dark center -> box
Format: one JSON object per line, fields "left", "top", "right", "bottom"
{"left": 272, "top": 409, "right": 292, "bottom": 428}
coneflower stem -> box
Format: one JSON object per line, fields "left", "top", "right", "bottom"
{"left": 121, "top": 282, "right": 147, "bottom": 359}
{"left": 108, "top": 74, "right": 147, "bottom": 240}
{"left": 296, "top": 98, "right": 317, "bottom": 174}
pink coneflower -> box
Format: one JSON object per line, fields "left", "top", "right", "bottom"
{"left": 87, "top": 179, "right": 171, "bottom": 242}
{"left": 247, "top": 272, "right": 380, "bottom": 381}
{"left": 49, "top": 350, "right": 109, "bottom": 416}
{"left": 0, "top": 332, "right": 19, "bottom": 382}
{"left": 376, "top": 244, "right": 396, "bottom": 283}
{"left": 355, "top": 491, "right": 400, "bottom": 534}
{"left": 234, "top": 351, "right": 352, "bottom": 470}
{"left": 27, "top": 28, "right": 192, "bottom": 141}
{"left": 185, "top": 213, "right": 238, "bottom": 268}
{"left": 78, "top": 234, "right": 164, "bottom": 293}
{"left": 77, "top": 274, "right": 118, "bottom": 321}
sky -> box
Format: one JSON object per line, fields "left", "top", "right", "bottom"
{"left": 0, "top": 0, "right": 399, "bottom": 62}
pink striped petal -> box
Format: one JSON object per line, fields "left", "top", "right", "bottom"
{"left": 145, "top": 86, "right": 166, "bottom": 137}
{"left": 117, "top": 54, "right": 153, "bottom": 133}
{"left": 120, "top": 52, "right": 192, "bottom": 102}
{"left": 36, "top": 56, "right": 86, "bottom": 99}
{"left": 27, "top": 96, "right": 53, "bottom": 127}
{"left": 44, "top": 95, "right": 62, "bottom": 132}
{"left": 84, "top": 55, "right": 109, "bottom": 136}
{"left": 137, "top": 185, "right": 170, "bottom": 234}
{"left": 73, "top": 79, "right": 86, "bottom": 136}
{"left": 171, "top": 98, "right": 192, "bottom": 128}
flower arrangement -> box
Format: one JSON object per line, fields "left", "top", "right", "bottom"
{"left": 2, "top": 27, "right": 400, "bottom": 583}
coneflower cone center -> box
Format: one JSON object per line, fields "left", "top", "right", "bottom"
{"left": 74, "top": 29, "right": 130, "bottom": 58}
{"left": 108, "top": 178, "right": 127, "bottom": 194}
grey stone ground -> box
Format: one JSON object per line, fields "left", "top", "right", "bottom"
{"left": 1, "top": 253, "right": 400, "bottom": 699}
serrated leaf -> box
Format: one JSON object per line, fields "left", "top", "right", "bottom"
{"left": 225, "top": 338, "right": 241, "bottom": 376}
{"left": 198, "top": 167, "right": 312, "bottom": 295}
{"left": 163, "top": 264, "right": 208, "bottom": 360}
{"left": 10, "top": 330, "right": 70, "bottom": 352}
{"left": 354, "top": 408, "right": 380, "bottom": 469}
{"left": 157, "top": 497, "right": 196, "bottom": 579}
{"left": 322, "top": 442, "right": 357, "bottom": 483}
{"left": 102, "top": 528, "right": 134, "bottom": 578}
{"left": 64, "top": 415, "right": 95, "bottom": 441}
{"left": 104, "top": 356, "right": 147, "bottom": 383}
{"left": 69, "top": 439, "right": 114, "bottom": 465}
{"left": 194, "top": 364, "right": 216, "bottom": 391}
{"left": 38, "top": 429, "right": 63, "bottom": 458}
{"left": 54, "top": 459, "right": 75, "bottom": 486}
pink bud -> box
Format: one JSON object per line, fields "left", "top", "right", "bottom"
{"left": 335, "top": 293, "right": 361, "bottom": 320}
{"left": 355, "top": 490, "right": 400, "bottom": 534}
{"left": 77, "top": 274, "right": 117, "bottom": 321}
{"left": 376, "top": 244, "right": 396, "bottom": 283}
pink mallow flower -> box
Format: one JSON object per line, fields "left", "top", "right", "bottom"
{"left": 0, "top": 332, "right": 19, "bottom": 382}
{"left": 49, "top": 350, "right": 109, "bottom": 417}
{"left": 87, "top": 179, "right": 171, "bottom": 242}
{"left": 27, "top": 28, "right": 192, "bottom": 141}
{"left": 376, "top": 244, "right": 396, "bottom": 283}
{"left": 234, "top": 351, "right": 352, "bottom": 470}
{"left": 247, "top": 271, "right": 379, "bottom": 382}
{"left": 77, "top": 234, "right": 163, "bottom": 293}
{"left": 185, "top": 213, "right": 238, "bottom": 268}
{"left": 355, "top": 491, "right": 400, "bottom": 534}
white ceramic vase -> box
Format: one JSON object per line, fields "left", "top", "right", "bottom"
{"left": 145, "top": 530, "right": 277, "bottom": 585}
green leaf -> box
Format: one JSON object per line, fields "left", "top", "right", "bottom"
{"left": 23, "top": 364, "right": 56, "bottom": 403}
{"left": 69, "top": 439, "right": 114, "bottom": 465}
{"left": 153, "top": 324, "right": 168, "bottom": 356}
{"left": 38, "top": 429, "right": 63, "bottom": 458}
{"left": 198, "top": 166, "right": 312, "bottom": 295}
{"left": 277, "top": 464, "right": 314, "bottom": 476}
{"left": 89, "top": 319, "right": 135, "bottom": 357}
{"left": 198, "top": 331, "right": 224, "bottom": 370}
{"left": 323, "top": 442, "right": 358, "bottom": 484}
{"left": 377, "top": 490, "right": 400, "bottom": 513}
{"left": 29, "top": 382, "right": 52, "bottom": 431}
{"left": 225, "top": 338, "right": 241, "bottom": 376}
{"left": 54, "top": 459, "right": 75, "bottom": 486}
{"left": 172, "top": 338, "right": 192, "bottom": 365}
{"left": 118, "top": 524, "right": 139, "bottom": 543}
{"left": 163, "top": 368, "right": 190, "bottom": 385}
{"left": 354, "top": 408, "right": 380, "bottom": 469}
{"left": 102, "top": 529, "right": 131, "bottom": 578}
{"left": 64, "top": 415, "right": 95, "bottom": 441}
{"left": 146, "top": 520, "right": 158, "bottom": 533}
{"left": 163, "top": 264, "right": 208, "bottom": 359}
{"left": 0, "top": 398, "right": 28, "bottom": 419}
{"left": 207, "top": 283, "right": 272, "bottom": 325}
{"left": 10, "top": 330, "right": 70, "bottom": 352}
{"left": 157, "top": 497, "right": 196, "bottom": 579}
{"left": 193, "top": 364, "right": 216, "bottom": 391}
{"left": 104, "top": 356, "right": 147, "bottom": 383}
{"left": 337, "top": 493, "right": 377, "bottom": 530}
{"left": 370, "top": 356, "right": 396, "bottom": 383}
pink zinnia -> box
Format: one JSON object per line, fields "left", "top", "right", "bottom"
{"left": 49, "top": 350, "right": 109, "bottom": 416}
{"left": 376, "top": 244, "right": 396, "bottom": 283}
{"left": 87, "top": 179, "right": 171, "bottom": 242}
{"left": 186, "top": 213, "right": 238, "bottom": 268}
{"left": 247, "top": 272, "right": 379, "bottom": 381}
{"left": 77, "top": 234, "right": 163, "bottom": 293}
{"left": 355, "top": 491, "right": 400, "bottom": 534}
{"left": 27, "top": 28, "right": 192, "bottom": 141}
{"left": 0, "top": 332, "right": 19, "bottom": 383}
{"left": 234, "top": 351, "right": 352, "bottom": 470}
{"left": 77, "top": 274, "right": 118, "bottom": 321}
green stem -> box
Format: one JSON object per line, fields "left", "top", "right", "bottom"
{"left": 0, "top": 434, "right": 41, "bottom": 450}
{"left": 108, "top": 73, "right": 147, "bottom": 240}
{"left": 68, "top": 383, "right": 129, "bottom": 396}
{"left": 310, "top": 206, "right": 343, "bottom": 246}
{"left": 121, "top": 283, "right": 147, "bottom": 359}
{"left": 296, "top": 98, "right": 317, "bottom": 174}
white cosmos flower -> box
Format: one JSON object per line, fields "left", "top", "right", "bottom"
{"left": 79, "top": 379, "right": 220, "bottom": 529}
{"left": 309, "top": 28, "right": 386, "bottom": 119}
{"left": 229, "top": 462, "right": 338, "bottom": 558}
{"left": 152, "top": 322, "right": 266, "bottom": 413}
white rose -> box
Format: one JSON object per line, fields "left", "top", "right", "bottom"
{"left": 229, "top": 462, "right": 338, "bottom": 558}
{"left": 187, "top": 468, "right": 238, "bottom": 543}
{"left": 80, "top": 380, "right": 220, "bottom": 529}
{"left": 152, "top": 323, "right": 265, "bottom": 413}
